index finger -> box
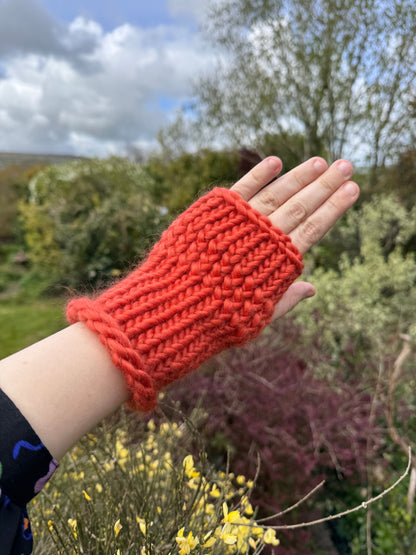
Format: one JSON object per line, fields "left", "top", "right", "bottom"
{"left": 231, "top": 156, "right": 282, "bottom": 200}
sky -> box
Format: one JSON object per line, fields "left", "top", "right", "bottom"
{"left": 0, "top": 0, "right": 215, "bottom": 156}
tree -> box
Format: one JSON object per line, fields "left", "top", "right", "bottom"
{"left": 378, "top": 146, "right": 416, "bottom": 208}
{"left": 171, "top": 0, "right": 416, "bottom": 179}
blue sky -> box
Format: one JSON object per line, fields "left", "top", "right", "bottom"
{"left": 38, "top": 0, "right": 196, "bottom": 31}
{"left": 0, "top": 0, "right": 211, "bottom": 156}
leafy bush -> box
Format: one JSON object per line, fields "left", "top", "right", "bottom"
{"left": 0, "top": 164, "right": 40, "bottom": 241}
{"left": 30, "top": 412, "right": 281, "bottom": 554}
{"left": 351, "top": 457, "right": 416, "bottom": 554}
{"left": 19, "top": 157, "right": 168, "bottom": 290}
{"left": 296, "top": 194, "right": 416, "bottom": 375}
{"left": 291, "top": 193, "right": 416, "bottom": 549}
{"left": 167, "top": 325, "right": 381, "bottom": 553}
{"left": 145, "top": 149, "right": 240, "bottom": 213}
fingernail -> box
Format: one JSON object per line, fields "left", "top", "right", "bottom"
{"left": 306, "top": 287, "right": 316, "bottom": 299}
{"left": 337, "top": 160, "right": 353, "bottom": 179}
{"left": 268, "top": 157, "right": 281, "bottom": 172}
{"left": 313, "top": 158, "right": 326, "bottom": 172}
{"left": 343, "top": 181, "right": 359, "bottom": 197}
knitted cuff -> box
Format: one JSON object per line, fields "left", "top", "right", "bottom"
{"left": 66, "top": 187, "right": 304, "bottom": 411}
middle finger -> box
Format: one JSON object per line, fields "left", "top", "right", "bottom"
{"left": 268, "top": 159, "right": 354, "bottom": 234}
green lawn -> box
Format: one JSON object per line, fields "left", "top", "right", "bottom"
{"left": 0, "top": 299, "right": 67, "bottom": 359}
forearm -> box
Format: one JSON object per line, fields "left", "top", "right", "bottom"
{"left": 0, "top": 322, "right": 129, "bottom": 460}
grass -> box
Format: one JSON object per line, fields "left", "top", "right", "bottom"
{"left": 0, "top": 243, "right": 67, "bottom": 358}
{"left": 0, "top": 298, "right": 66, "bottom": 359}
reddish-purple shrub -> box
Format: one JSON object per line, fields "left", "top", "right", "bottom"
{"left": 166, "top": 319, "right": 382, "bottom": 553}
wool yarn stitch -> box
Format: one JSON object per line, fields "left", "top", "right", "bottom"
{"left": 66, "top": 187, "right": 304, "bottom": 411}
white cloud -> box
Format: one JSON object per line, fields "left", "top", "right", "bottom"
{"left": 167, "top": 0, "right": 209, "bottom": 24}
{"left": 0, "top": 1, "right": 215, "bottom": 156}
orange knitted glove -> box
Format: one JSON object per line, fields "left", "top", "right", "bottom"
{"left": 66, "top": 187, "right": 304, "bottom": 411}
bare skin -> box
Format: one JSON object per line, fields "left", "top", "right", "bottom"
{"left": 0, "top": 156, "right": 359, "bottom": 460}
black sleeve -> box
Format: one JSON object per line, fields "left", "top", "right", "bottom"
{"left": 0, "top": 389, "right": 59, "bottom": 554}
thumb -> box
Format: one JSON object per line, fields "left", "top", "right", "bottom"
{"left": 272, "top": 281, "right": 316, "bottom": 321}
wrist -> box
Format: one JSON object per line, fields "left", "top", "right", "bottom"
{"left": 0, "top": 323, "right": 129, "bottom": 460}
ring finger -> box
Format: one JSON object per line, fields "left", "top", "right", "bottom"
{"left": 268, "top": 160, "right": 354, "bottom": 234}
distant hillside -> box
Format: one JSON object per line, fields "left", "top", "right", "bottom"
{"left": 0, "top": 152, "right": 83, "bottom": 170}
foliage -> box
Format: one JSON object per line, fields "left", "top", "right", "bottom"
{"left": 168, "top": 326, "right": 381, "bottom": 554}
{"left": 145, "top": 149, "right": 240, "bottom": 213}
{"left": 0, "top": 164, "right": 41, "bottom": 240}
{"left": 19, "top": 157, "right": 168, "bottom": 290}
{"left": 256, "top": 132, "right": 310, "bottom": 173}
{"left": 166, "top": 0, "right": 416, "bottom": 174}
{"left": 295, "top": 194, "right": 416, "bottom": 373}
{"left": 351, "top": 461, "right": 416, "bottom": 554}
{"left": 30, "top": 413, "right": 281, "bottom": 554}
{"left": 378, "top": 146, "right": 416, "bottom": 209}
{"left": 291, "top": 193, "right": 416, "bottom": 549}
{"left": 0, "top": 244, "right": 23, "bottom": 294}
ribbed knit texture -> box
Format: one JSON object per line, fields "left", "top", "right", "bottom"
{"left": 66, "top": 187, "right": 304, "bottom": 411}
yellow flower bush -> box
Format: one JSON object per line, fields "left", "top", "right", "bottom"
{"left": 28, "top": 411, "right": 280, "bottom": 553}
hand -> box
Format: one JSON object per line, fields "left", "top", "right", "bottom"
{"left": 231, "top": 156, "right": 360, "bottom": 320}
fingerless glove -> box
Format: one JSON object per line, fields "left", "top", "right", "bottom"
{"left": 66, "top": 187, "right": 304, "bottom": 411}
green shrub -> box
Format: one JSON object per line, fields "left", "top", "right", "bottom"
{"left": 30, "top": 412, "right": 280, "bottom": 553}
{"left": 0, "top": 165, "right": 37, "bottom": 240}
{"left": 295, "top": 194, "right": 416, "bottom": 375}
{"left": 351, "top": 461, "right": 416, "bottom": 554}
{"left": 19, "top": 157, "right": 168, "bottom": 290}
{"left": 145, "top": 149, "right": 240, "bottom": 213}
{"left": 292, "top": 193, "right": 416, "bottom": 550}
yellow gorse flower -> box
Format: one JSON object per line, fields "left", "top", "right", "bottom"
{"left": 182, "top": 455, "right": 200, "bottom": 479}
{"left": 203, "top": 530, "right": 217, "bottom": 547}
{"left": 263, "top": 528, "right": 280, "bottom": 545}
{"left": 67, "top": 518, "right": 77, "bottom": 539}
{"left": 136, "top": 517, "right": 146, "bottom": 536}
{"left": 218, "top": 503, "right": 240, "bottom": 545}
{"left": 114, "top": 519, "right": 122, "bottom": 538}
{"left": 116, "top": 439, "right": 130, "bottom": 471}
{"left": 222, "top": 502, "right": 240, "bottom": 524}
{"left": 210, "top": 483, "right": 220, "bottom": 498}
{"left": 175, "top": 527, "right": 199, "bottom": 554}
{"left": 220, "top": 524, "right": 238, "bottom": 545}
{"left": 241, "top": 495, "right": 254, "bottom": 516}
{"left": 82, "top": 490, "right": 91, "bottom": 501}
{"left": 204, "top": 537, "right": 217, "bottom": 547}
